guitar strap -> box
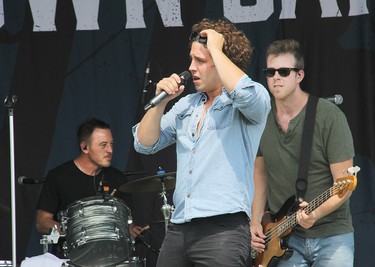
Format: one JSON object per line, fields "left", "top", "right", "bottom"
{"left": 295, "top": 95, "right": 319, "bottom": 203}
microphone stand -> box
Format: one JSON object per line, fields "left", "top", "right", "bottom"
{"left": 4, "top": 95, "right": 18, "bottom": 266}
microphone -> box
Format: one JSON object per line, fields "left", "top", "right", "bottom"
{"left": 323, "top": 94, "right": 343, "bottom": 105}
{"left": 4, "top": 95, "right": 17, "bottom": 108}
{"left": 144, "top": 71, "right": 192, "bottom": 111}
{"left": 18, "top": 176, "right": 45, "bottom": 185}
{"left": 141, "top": 61, "right": 151, "bottom": 104}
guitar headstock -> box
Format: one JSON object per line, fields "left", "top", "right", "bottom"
{"left": 334, "top": 175, "right": 357, "bottom": 198}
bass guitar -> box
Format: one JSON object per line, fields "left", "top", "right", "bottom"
{"left": 253, "top": 173, "right": 358, "bottom": 267}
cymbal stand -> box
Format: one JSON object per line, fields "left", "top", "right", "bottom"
{"left": 4, "top": 95, "right": 18, "bottom": 266}
{"left": 160, "top": 178, "right": 173, "bottom": 233}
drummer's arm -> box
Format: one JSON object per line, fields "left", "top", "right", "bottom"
{"left": 36, "top": 209, "right": 63, "bottom": 235}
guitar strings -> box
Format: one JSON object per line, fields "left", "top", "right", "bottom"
{"left": 264, "top": 186, "right": 335, "bottom": 244}
{"left": 263, "top": 180, "right": 352, "bottom": 245}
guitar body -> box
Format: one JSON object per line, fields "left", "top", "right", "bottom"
{"left": 253, "top": 196, "right": 297, "bottom": 267}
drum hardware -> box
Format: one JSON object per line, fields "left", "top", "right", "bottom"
{"left": 119, "top": 172, "right": 176, "bottom": 232}
{"left": 40, "top": 225, "right": 62, "bottom": 253}
{"left": 160, "top": 181, "right": 174, "bottom": 233}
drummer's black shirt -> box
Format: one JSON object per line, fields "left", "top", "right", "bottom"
{"left": 37, "top": 160, "right": 133, "bottom": 216}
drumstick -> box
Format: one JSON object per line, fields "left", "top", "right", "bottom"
{"left": 110, "top": 189, "right": 117, "bottom": 196}
{"left": 142, "top": 225, "right": 150, "bottom": 231}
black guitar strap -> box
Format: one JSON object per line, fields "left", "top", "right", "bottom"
{"left": 295, "top": 95, "right": 319, "bottom": 203}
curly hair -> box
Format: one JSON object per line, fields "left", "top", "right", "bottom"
{"left": 190, "top": 18, "right": 253, "bottom": 72}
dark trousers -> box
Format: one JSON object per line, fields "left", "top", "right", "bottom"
{"left": 156, "top": 212, "right": 251, "bottom": 267}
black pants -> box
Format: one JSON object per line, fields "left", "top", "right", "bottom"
{"left": 156, "top": 212, "right": 251, "bottom": 267}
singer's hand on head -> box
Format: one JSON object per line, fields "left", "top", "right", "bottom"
{"left": 200, "top": 29, "right": 225, "bottom": 52}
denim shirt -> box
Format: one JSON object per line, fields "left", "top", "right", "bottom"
{"left": 133, "top": 74, "right": 270, "bottom": 223}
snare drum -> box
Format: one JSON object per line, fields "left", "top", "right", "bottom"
{"left": 59, "top": 195, "right": 132, "bottom": 267}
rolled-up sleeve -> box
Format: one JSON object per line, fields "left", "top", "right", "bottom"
{"left": 132, "top": 119, "right": 177, "bottom": 155}
{"left": 224, "top": 74, "right": 270, "bottom": 124}
{"left": 132, "top": 124, "right": 159, "bottom": 155}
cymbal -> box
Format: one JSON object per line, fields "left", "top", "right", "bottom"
{"left": 119, "top": 172, "right": 176, "bottom": 193}
{"left": 123, "top": 170, "right": 150, "bottom": 176}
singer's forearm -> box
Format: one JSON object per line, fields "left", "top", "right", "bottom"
{"left": 137, "top": 104, "right": 166, "bottom": 146}
{"left": 209, "top": 47, "right": 244, "bottom": 93}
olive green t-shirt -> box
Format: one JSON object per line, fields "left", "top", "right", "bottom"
{"left": 258, "top": 97, "right": 355, "bottom": 238}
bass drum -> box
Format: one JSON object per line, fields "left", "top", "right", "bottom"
{"left": 59, "top": 195, "right": 132, "bottom": 267}
{"left": 117, "top": 257, "right": 146, "bottom": 267}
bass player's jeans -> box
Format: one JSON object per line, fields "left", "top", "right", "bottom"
{"left": 277, "top": 232, "right": 354, "bottom": 267}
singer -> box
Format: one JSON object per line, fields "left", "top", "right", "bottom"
{"left": 133, "top": 18, "right": 270, "bottom": 267}
{"left": 251, "top": 39, "right": 355, "bottom": 267}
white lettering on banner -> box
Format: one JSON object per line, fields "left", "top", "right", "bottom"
{"left": 125, "top": 0, "right": 146, "bottom": 29}
{"left": 29, "top": 0, "right": 57, "bottom": 32}
{"left": 280, "top": 0, "right": 369, "bottom": 19}
{"left": 348, "top": 0, "right": 369, "bottom": 16}
{"left": 1, "top": 0, "right": 370, "bottom": 32}
{"left": 155, "top": 0, "right": 183, "bottom": 27}
{"left": 224, "top": 0, "right": 273, "bottom": 22}
{"left": 319, "top": 0, "right": 343, "bottom": 17}
{"left": 73, "top": 0, "right": 100, "bottom": 30}
{"left": 279, "top": 0, "right": 297, "bottom": 19}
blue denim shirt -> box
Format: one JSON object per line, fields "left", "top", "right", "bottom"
{"left": 133, "top": 75, "right": 270, "bottom": 223}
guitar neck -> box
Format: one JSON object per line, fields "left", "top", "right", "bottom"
{"left": 268, "top": 181, "right": 348, "bottom": 242}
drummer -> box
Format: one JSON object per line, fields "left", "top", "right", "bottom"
{"left": 36, "top": 118, "right": 143, "bottom": 257}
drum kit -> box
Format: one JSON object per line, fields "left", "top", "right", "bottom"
{"left": 40, "top": 171, "right": 176, "bottom": 267}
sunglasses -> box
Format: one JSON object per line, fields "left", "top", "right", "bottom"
{"left": 263, "top": 68, "right": 300, "bottom": 77}
{"left": 189, "top": 31, "right": 207, "bottom": 45}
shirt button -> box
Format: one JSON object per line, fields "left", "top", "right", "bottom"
{"left": 189, "top": 169, "right": 192, "bottom": 174}
{"left": 192, "top": 133, "right": 195, "bottom": 137}
{"left": 187, "top": 194, "right": 191, "bottom": 198}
